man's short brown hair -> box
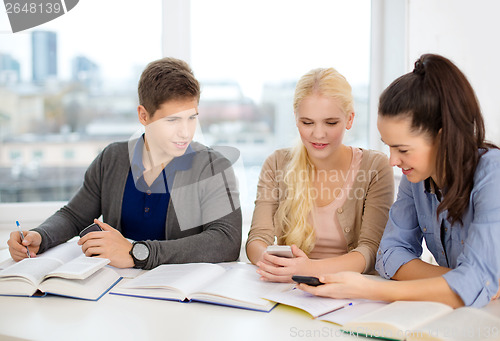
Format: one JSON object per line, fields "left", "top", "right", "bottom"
{"left": 138, "top": 57, "right": 200, "bottom": 116}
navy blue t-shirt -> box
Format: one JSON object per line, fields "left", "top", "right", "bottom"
{"left": 120, "top": 136, "right": 194, "bottom": 241}
{"left": 121, "top": 169, "right": 169, "bottom": 241}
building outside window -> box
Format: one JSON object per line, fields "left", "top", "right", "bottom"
{"left": 0, "top": 1, "right": 162, "bottom": 202}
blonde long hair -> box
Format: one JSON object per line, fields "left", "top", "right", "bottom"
{"left": 276, "top": 68, "right": 354, "bottom": 254}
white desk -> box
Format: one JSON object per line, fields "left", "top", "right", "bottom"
{"left": 0, "top": 247, "right": 356, "bottom": 341}
{"left": 0, "top": 294, "right": 358, "bottom": 341}
{"left": 0, "top": 288, "right": 356, "bottom": 341}
{"left": 0, "top": 227, "right": 349, "bottom": 341}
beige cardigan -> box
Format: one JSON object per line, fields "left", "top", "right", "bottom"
{"left": 246, "top": 148, "right": 394, "bottom": 273}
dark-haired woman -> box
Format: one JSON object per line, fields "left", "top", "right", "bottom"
{"left": 298, "top": 53, "right": 500, "bottom": 308}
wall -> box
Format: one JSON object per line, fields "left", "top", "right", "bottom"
{"left": 407, "top": 0, "right": 500, "bottom": 144}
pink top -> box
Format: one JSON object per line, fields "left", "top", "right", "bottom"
{"left": 308, "top": 147, "right": 363, "bottom": 259}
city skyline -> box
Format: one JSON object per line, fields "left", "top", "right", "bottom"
{"left": 0, "top": 0, "right": 162, "bottom": 84}
{"left": 1, "top": 1, "right": 370, "bottom": 103}
{"left": 0, "top": 0, "right": 372, "bottom": 204}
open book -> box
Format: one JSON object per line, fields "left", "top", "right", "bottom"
{"left": 110, "top": 262, "right": 293, "bottom": 312}
{"left": 263, "top": 286, "right": 373, "bottom": 318}
{"left": 265, "top": 287, "right": 500, "bottom": 341}
{"left": 0, "top": 241, "right": 121, "bottom": 301}
{"left": 340, "top": 300, "right": 500, "bottom": 341}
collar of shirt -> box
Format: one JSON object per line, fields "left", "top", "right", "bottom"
{"left": 424, "top": 177, "right": 443, "bottom": 202}
{"left": 130, "top": 134, "right": 195, "bottom": 191}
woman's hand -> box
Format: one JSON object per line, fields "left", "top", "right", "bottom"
{"left": 492, "top": 279, "right": 500, "bottom": 301}
{"left": 297, "top": 272, "right": 374, "bottom": 300}
{"left": 299, "top": 271, "right": 471, "bottom": 308}
{"left": 256, "top": 245, "right": 312, "bottom": 282}
{"left": 78, "top": 219, "right": 134, "bottom": 268}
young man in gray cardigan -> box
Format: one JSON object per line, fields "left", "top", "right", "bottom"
{"left": 8, "top": 58, "right": 242, "bottom": 269}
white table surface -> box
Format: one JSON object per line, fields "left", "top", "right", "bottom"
{"left": 0, "top": 247, "right": 357, "bottom": 341}
{"left": 0, "top": 292, "right": 359, "bottom": 341}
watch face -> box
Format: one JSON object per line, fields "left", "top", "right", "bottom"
{"left": 133, "top": 243, "right": 149, "bottom": 261}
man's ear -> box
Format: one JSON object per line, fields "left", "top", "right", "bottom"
{"left": 138, "top": 105, "right": 150, "bottom": 126}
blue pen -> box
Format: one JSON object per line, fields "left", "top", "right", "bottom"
{"left": 16, "top": 221, "right": 31, "bottom": 258}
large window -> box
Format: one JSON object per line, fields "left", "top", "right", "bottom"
{"left": 0, "top": 1, "right": 371, "bottom": 206}
{"left": 190, "top": 0, "right": 372, "bottom": 218}
{"left": 0, "top": 1, "right": 162, "bottom": 202}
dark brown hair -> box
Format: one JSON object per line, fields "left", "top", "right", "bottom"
{"left": 138, "top": 57, "right": 200, "bottom": 116}
{"left": 379, "top": 53, "right": 497, "bottom": 225}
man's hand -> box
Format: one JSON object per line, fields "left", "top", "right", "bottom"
{"left": 7, "top": 230, "right": 41, "bottom": 261}
{"left": 78, "top": 219, "right": 134, "bottom": 268}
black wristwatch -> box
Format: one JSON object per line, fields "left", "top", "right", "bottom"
{"left": 130, "top": 241, "right": 150, "bottom": 269}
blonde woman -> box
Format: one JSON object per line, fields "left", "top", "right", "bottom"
{"left": 246, "top": 68, "right": 394, "bottom": 282}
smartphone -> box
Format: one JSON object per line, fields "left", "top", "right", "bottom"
{"left": 292, "top": 275, "right": 324, "bottom": 286}
{"left": 266, "top": 245, "right": 294, "bottom": 258}
{"left": 79, "top": 223, "right": 102, "bottom": 237}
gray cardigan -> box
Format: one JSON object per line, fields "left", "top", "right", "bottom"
{"left": 33, "top": 141, "right": 242, "bottom": 269}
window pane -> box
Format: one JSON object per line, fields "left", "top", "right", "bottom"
{"left": 0, "top": 1, "right": 161, "bottom": 202}
{"left": 191, "top": 0, "right": 371, "bottom": 216}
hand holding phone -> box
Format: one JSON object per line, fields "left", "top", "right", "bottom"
{"left": 266, "top": 245, "right": 294, "bottom": 258}
{"left": 79, "top": 223, "right": 103, "bottom": 237}
{"left": 292, "top": 275, "right": 324, "bottom": 286}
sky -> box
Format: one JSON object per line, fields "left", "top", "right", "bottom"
{"left": 0, "top": 1, "right": 163, "bottom": 82}
{"left": 0, "top": 0, "right": 371, "bottom": 102}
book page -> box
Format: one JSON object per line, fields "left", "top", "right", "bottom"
{"left": 408, "top": 306, "right": 500, "bottom": 341}
{"left": 481, "top": 299, "right": 500, "bottom": 317}
{"left": 263, "top": 287, "right": 354, "bottom": 318}
{"left": 0, "top": 241, "right": 90, "bottom": 294}
{"left": 320, "top": 301, "right": 388, "bottom": 325}
{"left": 342, "top": 301, "right": 453, "bottom": 340}
{"left": 39, "top": 241, "right": 83, "bottom": 263}
{"left": 0, "top": 257, "right": 62, "bottom": 286}
{"left": 43, "top": 254, "right": 109, "bottom": 280}
{"left": 0, "top": 258, "right": 16, "bottom": 270}
{"left": 39, "top": 267, "right": 121, "bottom": 300}
{"left": 106, "top": 265, "right": 145, "bottom": 279}
{"left": 120, "top": 263, "right": 226, "bottom": 298}
{"left": 191, "top": 263, "right": 293, "bottom": 310}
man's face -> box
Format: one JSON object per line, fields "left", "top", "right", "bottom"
{"left": 140, "top": 98, "right": 199, "bottom": 166}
